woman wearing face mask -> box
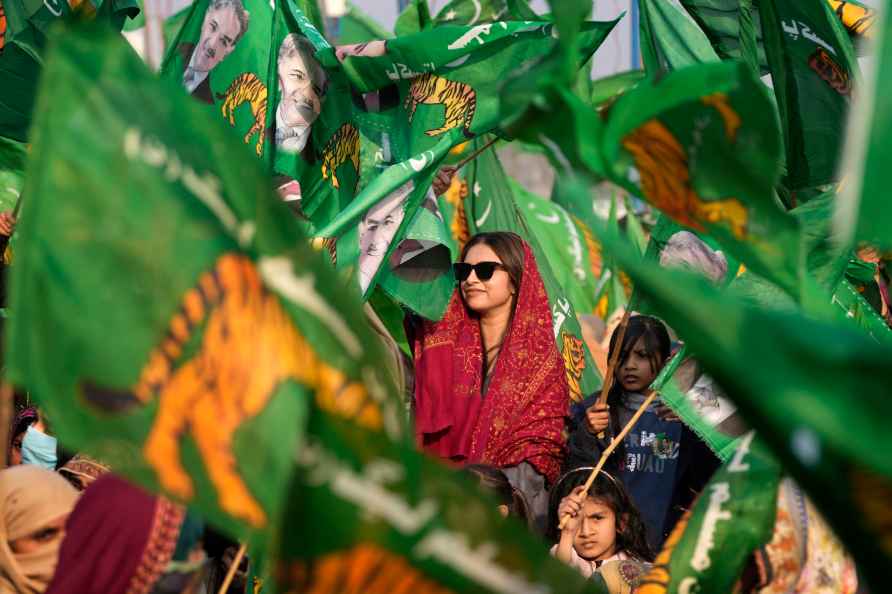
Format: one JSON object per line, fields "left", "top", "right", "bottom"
{"left": 410, "top": 232, "right": 568, "bottom": 530}
{"left": 0, "top": 465, "right": 79, "bottom": 594}
{"left": 8, "top": 407, "right": 39, "bottom": 466}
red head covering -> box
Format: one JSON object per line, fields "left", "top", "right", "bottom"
{"left": 412, "top": 240, "right": 568, "bottom": 483}
{"left": 44, "top": 474, "right": 185, "bottom": 594}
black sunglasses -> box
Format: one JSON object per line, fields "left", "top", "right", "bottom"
{"left": 453, "top": 261, "right": 505, "bottom": 282}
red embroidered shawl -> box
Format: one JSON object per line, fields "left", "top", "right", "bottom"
{"left": 412, "top": 242, "right": 568, "bottom": 483}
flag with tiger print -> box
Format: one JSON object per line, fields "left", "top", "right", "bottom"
{"left": 10, "top": 24, "right": 405, "bottom": 543}
{"left": 159, "top": 0, "right": 365, "bottom": 237}
{"left": 510, "top": 57, "right": 806, "bottom": 298}
{"left": 276, "top": 402, "right": 611, "bottom": 594}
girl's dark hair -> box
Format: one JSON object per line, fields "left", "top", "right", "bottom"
{"left": 606, "top": 315, "right": 671, "bottom": 406}
{"left": 460, "top": 232, "right": 525, "bottom": 296}
{"left": 465, "top": 464, "right": 530, "bottom": 528}
{"left": 547, "top": 468, "right": 654, "bottom": 562}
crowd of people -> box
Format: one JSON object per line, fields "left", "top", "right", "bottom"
{"left": 0, "top": 204, "right": 867, "bottom": 593}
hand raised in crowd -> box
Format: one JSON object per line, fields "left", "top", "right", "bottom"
{"left": 557, "top": 485, "right": 587, "bottom": 534}
{"left": 0, "top": 211, "right": 16, "bottom": 237}
{"left": 432, "top": 166, "right": 457, "bottom": 197}
{"left": 585, "top": 402, "right": 610, "bottom": 435}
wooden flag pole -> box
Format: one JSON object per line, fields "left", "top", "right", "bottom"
{"left": 217, "top": 543, "right": 247, "bottom": 594}
{"left": 593, "top": 300, "right": 636, "bottom": 438}
{"left": 454, "top": 136, "right": 500, "bottom": 171}
{"left": 558, "top": 388, "right": 658, "bottom": 530}
{"left": 0, "top": 383, "right": 12, "bottom": 470}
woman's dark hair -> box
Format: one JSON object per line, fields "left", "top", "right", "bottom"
{"left": 546, "top": 468, "right": 654, "bottom": 562}
{"left": 465, "top": 464, "right": 530, "bottom": 528}
{"left": 460, "top": 232, "right": 525, "bottom": 297}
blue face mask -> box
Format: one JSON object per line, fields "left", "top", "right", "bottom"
{"left": 21, "top": 426, "right": 57, "bottom": 469}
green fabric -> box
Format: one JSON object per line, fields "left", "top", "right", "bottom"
{"left": 510, "top": 59, "right": 802, "bottom": 298}
{"left": 588, "top": 68, "right": 645, "bottom": 108}
{"left": 512, "top": 180, "right": 601, "bottom": 317}
{"left": 837, "top": 0, "right": 892, "bottom": 251}
{"left": 0, "top": 0, "right": 139, "bottom": 142}
{"left": 337, "top": 2, "right": 391, "bottom": 44}
{"left": 594, "top": 224, "right": 892, "bottom": 593}
{"left": 433, "top": 0, "right": 539, "bottom": 25}
{"left": 0, "top": 137, "right": 27, "bottom": 213}
{"left": 640, "top": 433, "right": 780, "bottom": 591}
{"left": 278, "top": 408, "right": 610, "bottom": 594}
{"left": 638, "top": 0, "right": 721, "bottom": 75}
{"left": 680, "top": 0, "right": 764, "bottom": 73}
{"left": 393, "top": 0, "right": 431, "bottom": 36}
{"left": 600, "top": 61, "right": 799, "bottom": 295}
{"left": 759, "top": 0, "right": 858, "bottom": 191}
{"left": 8, "top": 24, "right": 404, "bottom": 545}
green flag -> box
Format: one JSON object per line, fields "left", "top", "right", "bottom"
{"left": 638, "top": 433, "right": 780, "bottom": 593}
{"left": 0, "top": 136, "right": 26, "bottom": 213}
{"left": 512, "top": 180, "right": 602, "bottom": 317}
{"left": 510, "top": 59, "right": 802, "bottom": 297}
{"left": 337, "top": 1, "right": 391, "bottom": 44}
{"left": 0, "top": 0, "right": 139, "bottom": 142}
{"left": 759, "top": 0, "right": 858, "bottom": 191}
{"left": 677, "top": 0, "right": 764, "bottom": 73}
{"left": 637, "top": 0, "right": 721, "bottom": 74}
{"left": 837, "top": 0, "right": 892, "bottom": 251}
{"left": 393, "top": 0, "right": 431, "bottom": 36}
{"left": 9, "top": 23, "right": 402, "bottom": 543}
{"left": 433, "top": 0, "right": 539, "bottom": 25}
{"left": 595, "top": 223, "right": 892, "bottom": 593}
{"left": 336, "top": 18, "right": 618, "bottom": 161}
{"left": 277, "top": 406, "right": 610, "bottom": 594}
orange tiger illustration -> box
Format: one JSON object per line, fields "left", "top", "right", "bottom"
{"left": 442, "top": 174, "right": 470, "bottom": 249}
{"left": 82, "top": 254, "right": 380, "bottom": 528}
{"left": 560, "top": 332, "right": 586, "bottom": 403}
{"left": 405, "top": 74, "right": 477, "bottom": 138}
{"left": 278, "top": 544, "right": 456, "bottom": 594}
{"left": 636, "top": 509, "right": 692, "bottom": 594}
{"left": 829, "top": 0, "right": 874, "bottom": 38}
{"left": 216, "top": 73, "right": 268, "bottom": 157}
{"left": 809, "top": 47, "right": 852, "bottom": 96}
{"left": 622, "top": 95, "right": 749, "bottom": 240}
{"left": 572, "top": 215, "right": 603, "bottom": 279}
{"left": 320, "top": 123, "right": 360, "bottom": 190}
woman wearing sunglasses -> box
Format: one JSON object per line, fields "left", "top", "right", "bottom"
{"left": 411, "top": 231, "right": 569, "bottom": 532}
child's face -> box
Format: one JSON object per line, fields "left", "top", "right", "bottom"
{"left": 617, "top": 336, "right": 659, "bottom": 392}
{"left": 574, "top": 498, "right": 618, "bottom": 561}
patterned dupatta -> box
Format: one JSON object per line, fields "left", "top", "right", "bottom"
{"left": 44, "top": 475, "right": 185, "bottom": 594}
{"left": 412, "top": 241, "right": 568, "bottom": 483}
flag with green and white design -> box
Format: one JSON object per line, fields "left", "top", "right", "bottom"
{"left": 637, "top": 432, "right": 780, "bottom": 593}
{"left": 837, "top": 0, "right": 892, "bottom": 252}
{"left": 598, "top": 222, "right": 892, "bottom": 593}
{"left": 9, "top": 23, "right": 402, "bottom": 547}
